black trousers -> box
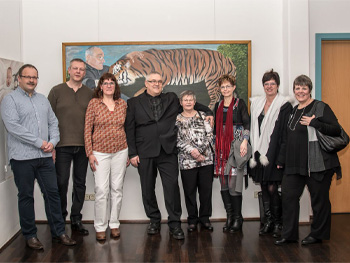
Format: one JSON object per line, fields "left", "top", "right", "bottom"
{"left": 138, "top": 149, "right": 182, "bottom": 228}
{"left": 180, "top": 165, "right": 214, "bottom": 225}
{"left": 281, "top": 170, "right": 333, "bottom": 240}
{"left": 55, "top": 146, "right": 88, "bottom": 221}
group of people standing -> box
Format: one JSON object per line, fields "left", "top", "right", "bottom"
{"left": 1, "top": 58, "right": 342, "bottom": 250}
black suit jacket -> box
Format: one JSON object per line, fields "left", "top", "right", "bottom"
{"left": 125, "top": 91, "right": 213, "bottom": 159}
{"left": 125, "top": 92, "right": 180, "bottom": 158}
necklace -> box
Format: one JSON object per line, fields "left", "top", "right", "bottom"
{"left": 288, "top": 107, "right": 306, "bottom": 131}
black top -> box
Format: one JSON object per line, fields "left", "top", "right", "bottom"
{"left": 284, "top": 101, "right": 315, "bottom": 176}
{"left": 214, "top": 98, "right": 250, "bottom": 135}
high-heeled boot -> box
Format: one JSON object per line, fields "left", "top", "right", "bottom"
{"left": 271, "top": 203, "right": 282, "bottom": 238}
{"left": 221, "top": 190, "right": 234, "bottom": 232}
{"left": 229, "top": 195, "right": 243, "bottom": 233}
{"left": 259, "top": 201, "right": 274, "bottom": 235}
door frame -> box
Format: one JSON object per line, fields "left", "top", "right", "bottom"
{"left": 315, "top": 33, "right": 350, "bottom": 100}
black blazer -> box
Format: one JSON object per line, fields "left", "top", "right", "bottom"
{"left": 125, "top": 91, "right": 212, "bottom": 159}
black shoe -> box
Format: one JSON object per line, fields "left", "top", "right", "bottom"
{"left": 169, "top": 227, "right": 185, "bottom": 240}
{"left": 301, "top": 236, "right": 322, "bottom": 245}
{"left": 274, "top": 238, "right": 297, "bottom": 246}
{"left": 187, "top": 224, "right": 197, "bottom": 232}
{"left": 259, "top": 221, "right": 274, "bottom": 236}
{"left": 71, "top": 221, "right": 89, "bottom": 235}
{"left": 26, "top": 237, "right": 44, "bottom": 250}
{"left": 52, "top": 234, "right": 76, "bottom": 246}
{"left": 201, "top": 222, "right": 213, "bottom": 231}
{"left": 147, "top": 222, "right": 160, "bottom": 235}
{"left": 272, "top": 223, "right": 282, "bottom": 238}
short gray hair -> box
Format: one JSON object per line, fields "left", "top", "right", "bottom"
{"left": 179, "top": 90, "right": 196, "bottom": 102}
{"left": 85, "top": 46, "right": 98, "bottom": 58}
{"left": 146, "top": 71, "right": 161, "bottom": 80}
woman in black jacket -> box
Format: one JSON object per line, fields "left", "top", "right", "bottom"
{"left": 249, "top": 70, "right": 292, "bottom": 238}
{"left": 275, "top": 75, "right": 342, "bottom": 246}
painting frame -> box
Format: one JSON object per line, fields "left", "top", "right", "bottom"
{"left": 62, "top": 41, "right": 251, "bottom": 108}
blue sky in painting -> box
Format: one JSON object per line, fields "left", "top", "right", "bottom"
{"left": 65, "top": 44, "right": 220, "bottom": 71}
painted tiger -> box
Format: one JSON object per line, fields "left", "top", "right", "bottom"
{"left": 109, "top": 48, "right": 236, "bottom": 108}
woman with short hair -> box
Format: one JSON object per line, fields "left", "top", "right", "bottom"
{"left": 176, "top": 90, "right": 214, "bottom": 232}
{"left": 249, "top": 69, "right": 292, "bottom": 237}
{"left": 275, "top": 75, "right": 342, "bottom": 245}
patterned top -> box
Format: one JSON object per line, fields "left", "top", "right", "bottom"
{"left": 176, "top": 111, "right": 214, "bottom": 170}
{"left": 84, "top": 98, "right": 127, "bottom": 156}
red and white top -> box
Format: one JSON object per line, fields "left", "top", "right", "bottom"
{"left": 84, "top": 98, "right": 127, "bottom": 157}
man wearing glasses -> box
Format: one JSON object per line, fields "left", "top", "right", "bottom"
{"left": 1, "top": 64, "right": 76, "bottom": 249}
{"left": 83, "top": 46, "right": 109, "bottom": 90}
{"left": 48, "top": 58, "right": 93, "bottom": 235}
{"left": 125, "top": 71, "right": 213, "bottom": 240}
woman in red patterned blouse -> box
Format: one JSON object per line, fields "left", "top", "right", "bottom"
{"left": 84, "top": 72, "right": 129, "bottom": 241}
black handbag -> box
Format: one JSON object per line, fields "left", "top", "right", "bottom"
{"left": 316, "top": 125, "right": 349, "bottom": 153}
{"left": 309, "top": 101, "right": 349, "bottom": 153}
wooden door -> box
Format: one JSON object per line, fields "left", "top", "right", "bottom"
{"left": 322, "top": 40, "right": 350, "bottom": 213}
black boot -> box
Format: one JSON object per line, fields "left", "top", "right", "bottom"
{"left": 259, "top": 201, "right": 274, "bottom": 235}
{"left": 271, "top": 203, "right": 282, "bottom": 238}
{"left": 229, "top": 195, "right": 243, "bottom": 233}
{"left": 221, "top": 190, "right": 234, "bottom": 232}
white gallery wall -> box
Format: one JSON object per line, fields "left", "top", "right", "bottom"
{"left": 1, "top": 0, "right": 349, "bottom": 249}
{"left": 0, "top": 0, "right": 22, "bottom": 249}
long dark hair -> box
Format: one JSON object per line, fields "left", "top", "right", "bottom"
{"left": 93, "top": 72, "right": 120, "bottom": 100}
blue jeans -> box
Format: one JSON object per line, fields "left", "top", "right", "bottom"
{"left": 55, "top": 146, "right": 88, "bottom": 221}
{"left": 11, "top": 158, "right": 65, "bottom": 239}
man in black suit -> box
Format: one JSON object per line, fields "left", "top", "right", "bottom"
{"left": 125, "top": 72, "right": 212, "bottom": 240}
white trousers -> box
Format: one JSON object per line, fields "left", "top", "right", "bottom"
{"left": 93, "top": 148, "right": 128, "bottom": 232}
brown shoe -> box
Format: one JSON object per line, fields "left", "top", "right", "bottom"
{"left": 52, "top": 234, "right": 76, "bottom": 246}
{"left": 110, "top": 228, "right": 120, "bottom": 238}
{"left": 26, "top": 237, "right": 44, "bottom": 250}
{"left": 96, "top": 231, "right": 106, "bottom": 241}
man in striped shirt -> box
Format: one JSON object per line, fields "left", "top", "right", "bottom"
{"left": 1, "top": 64, "right": 76, "bottom": 250}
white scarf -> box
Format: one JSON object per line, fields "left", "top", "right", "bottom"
{"left": 249, "top": 93, "right": 290, "bottom": 168}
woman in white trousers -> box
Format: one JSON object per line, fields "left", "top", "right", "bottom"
{"left": 84, "top": 72, "right": 129, "bottom": 241}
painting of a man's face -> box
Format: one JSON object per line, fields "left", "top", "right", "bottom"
{"left": 6, "top": 67, "right": 12, "bottom": 87}
{"left": 86, "top": 47, "right": 105, "bottom": 70}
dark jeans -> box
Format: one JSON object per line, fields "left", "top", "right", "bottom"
{"left": 55, "top": 146, "right": 88, "bottom": 222}
{"left": 180, "top": 165, "right": 213, "bottom": 225}
{"left": 138, "top": 149, "right": 182, "bottom": 228}
{"left": 11, "top": 158, "right": 65, "bottom": 239}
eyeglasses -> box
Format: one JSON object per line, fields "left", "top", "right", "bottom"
{"left": 20, "top": 75, "right": 39, "bottom": 80}
{"left": 264, "top": 82, "right": 277, "bottom": 87}
{"left": 147, "top": 80, "right": 163, "bottom": 85}
{"left": 220, "top": 85, "right": 233, "bottom": 90}
{"left": 102, "top": 82, "right": 115, "bottom": 86}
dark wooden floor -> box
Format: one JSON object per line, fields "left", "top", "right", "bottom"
{"left": 1, "top": 214, "right": 350, "bottom": 262}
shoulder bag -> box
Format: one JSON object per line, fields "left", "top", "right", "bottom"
{"left": 310, "top": 101, "right": 349, "bottom": 152}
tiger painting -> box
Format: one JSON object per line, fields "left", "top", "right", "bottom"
{"left": 109, "top": 48, "right": 236, "bottom": 108}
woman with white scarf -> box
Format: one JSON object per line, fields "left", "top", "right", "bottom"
{"left": 249, "top": 70, "right": 292, "bottom": 238}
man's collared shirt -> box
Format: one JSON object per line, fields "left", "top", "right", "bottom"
{"left": 1, "top": 87, "right": 60, "bottom": 161}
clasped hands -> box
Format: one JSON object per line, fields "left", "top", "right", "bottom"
{"left": 191, "top": 149, "right": 205, "bottom": 162}
{"left": 41, "top": 140, "right": 54, "bottom": 153}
